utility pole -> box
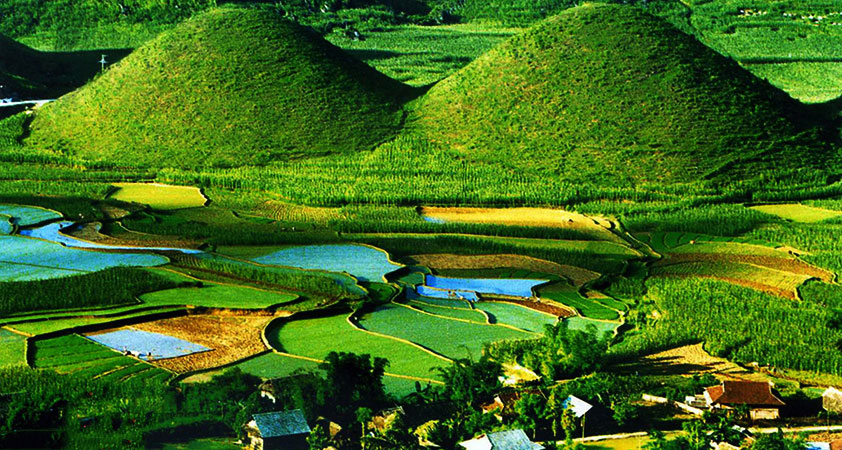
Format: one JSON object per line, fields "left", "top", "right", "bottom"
{"left": 99, "top": 54, "right": 107, "bottom": 72}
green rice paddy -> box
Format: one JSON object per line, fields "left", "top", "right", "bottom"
{"left": 358, "top": 303, "right": 534, "bottom": 360}
{"left": 564, "top": 317, "right": 619, "bottom": 336}
{"left": 0, "top": 329, "right": 26, "bottom": 367}
{"left": 749, "top": 203, "right": 842, "bottom": 223}
{"left": 139, "top": 284, "right": 298, "bottom": 309}
{"left": 33, "top": 334, "right": 171, "bottom": 382}
{"left": 407, "top": 299, "right": 487, "bottom": 323}
{"left": 475, "top": 301, "right": 557, "bottom": 333}
{"left": 107, "top": 183, "right": 207, "bottom": 210}
{"left": 539, "top": 286, "right": 620, "bottom": 321}
{"left": 268, "top": 312, "right": 448, "bottom": 380}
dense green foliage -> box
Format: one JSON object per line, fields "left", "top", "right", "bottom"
{"left": 0, "top": 267, "right": 187, "bottom": 317}
{"left": 26, "top": 6, "right": 416, "bottom": 168}
{"left": 620, "top": 277, "right": 842, "bottom": 375}
{"left": 413, "top": 3, "right": 831, "bottom": 186}
{"left": 485, "top": 321, "right": 610, "bottom": 379}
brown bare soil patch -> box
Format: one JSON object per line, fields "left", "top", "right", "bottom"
{"left": 659, "top": 252, "right": 833, "bottom": 282}
{"left": 132, "top": 314, "right": 272, "bottom": 373}
{"left": 406, "top": 253, "right": 600, "bottom": 286}
{"left": 69, "top": 222, "right": 202, "bottom": 249}
{"left": 620, "top": 343, "right": 763, "bottom": 380}
{"left": 483, "top": 296, "right": 576, "bottom": 318}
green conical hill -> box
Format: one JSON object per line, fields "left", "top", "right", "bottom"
{"left": 26, "top": 7, "right": 416, "bottom": 168}
{"left": 411, "top": 3, "right": 825, "bottom": 184}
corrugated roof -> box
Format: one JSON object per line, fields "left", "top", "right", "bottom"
{"left": 706, "top": 381, "right": 785, "bottom": 407}
{"left": 562, "top": 395, "right": 593, "bottom": 418}
{"left": 253, "top": 409, "right": 311, "bottom": 438}
{"left": 460, "top": 429, "right": 544, "bottom": 450}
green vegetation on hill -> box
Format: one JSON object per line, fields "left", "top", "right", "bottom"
{"left": 411, "top": 3, "right": 829, "bottom": 185}
{"left": 25, "top": 6, "right": 417, "bottom": 168}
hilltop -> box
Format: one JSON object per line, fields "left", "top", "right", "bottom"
{"left": 409, "top": 3, "right": 830, "bottom": 185}
{"left": 25, "top": 7, "right": 417, "bottom": 168}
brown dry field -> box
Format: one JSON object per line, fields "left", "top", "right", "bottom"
{"left": 620, "top": 343, "right": 765, "bottom": 380}
{"left": 130, "top": 313, "right": 273, "bottom": 373}
{"left": 70, "top": 222, "right": 203, "bottom": 249}
{"left": 484, "top": 296, "right": 576, "bottom": 318}
{"left": 659, "top": 252, "right": 834, "bottom": 282}
{"left": 406, "top": 253, "right": 600, "bottom": 286}
{"left": 419, "top": 206, "right": 621, "bottom": 241}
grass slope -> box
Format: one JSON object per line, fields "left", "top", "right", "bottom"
{"left": 26, "top": 7, "right": 416, "bottom": 168}
{"left": 411, "top": 3, "right": 826, "bottom": 185}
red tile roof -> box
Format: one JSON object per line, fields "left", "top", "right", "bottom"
{"left": 706, "top": 381, "right": 785, "bottom": 407}
{"left": 831, "top": 439, "right": 842, "bottom": 450}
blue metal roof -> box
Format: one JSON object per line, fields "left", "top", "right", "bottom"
{"left": 485, "top": 429, "right": 544, "bottom": 450}
{"left": 253, "top": 410, "right": 311, "bottom": 438}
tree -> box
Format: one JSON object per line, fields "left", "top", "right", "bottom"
{"left": 514, "top": 393, "right": 546, "bottom": 438}
{"left": 320, "top": 352, "right": 389, "bottom": 420}
{"left": 748, "top": 430, "right": 807, "bottom": 450}
{"left": 436, "top": 357, "right": 503, "bottom": 408}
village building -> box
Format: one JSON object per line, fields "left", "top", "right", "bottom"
{"left": 823, "top": 387, "right": 842, "bottom": 414}
{"left": 459, "top": 429, "right": 544, "bottom": 450}
{"left": 244, "top": 409, "right": 311, "bottom": 450}
{"left": 704, "top": 381, "right": 785, "bottom": 420}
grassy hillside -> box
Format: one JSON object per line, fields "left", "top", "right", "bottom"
{"left": 0, "top": 34, "right": 130, "bottom": 99}
{"left": 410, "top": 3, "right": 830, "bottom": 185}
{"left": 25, "top": 7, "right": 417, "bottom": 168}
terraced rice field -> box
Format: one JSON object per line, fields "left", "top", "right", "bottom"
{"left": 538, "top": 285, "right": 620, "bottom": 320}
{"left": 749, "top": 203, "right": 842, "bottom": 223}
{"left": 0, "top": 204, "right": 61, "bottom": 226}
{"left": 33, "top": 334, "right": 171, "bottom": 382}
{"left": 0, "top": 329, "right": 26, "bottom": 367}
{"left": 357, "top": 304, "right": 535, "bottom": 360}
{"left": 140, "top": 284, "right": 298, "bottom": 309}
{"left": 407, "top": 299, "right": 487, "bottom": 323}
{"left": 475, "top": 301, "right": 558, "bottom": 333}
{"left": 0, "top": 235, "right": 169, "bottom": 281}
{"left": 107, "top": 183, "right": 207, "bottom": 210}
{"left": 269, "top": 312, "right": 448, "bottom": 381}
{"left": 245, "top": 244, "right": 402, "bottom": 282}
{"left": 4, "top": 307, "right": 186, "bottom": 336}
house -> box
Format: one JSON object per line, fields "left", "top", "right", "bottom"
{"left": 458, "top": 429, "right": 544, "bottom": 450}
{"left": 244, "top": 409, "right": 311, "bottom": 450}
{"left": 704, "top": 381, "right": 785, "bottom": 420}
{"left": 561, "top": 395, "right": 592, "bottom": 418}
{"left": 823, "top": 387, "right": 842, "bottom": 414}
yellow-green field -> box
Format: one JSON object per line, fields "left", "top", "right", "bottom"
{"left": 749, "top": 204, "right": 842, "bottom": 223}
{"left": 107, "top": 183, "right": 207, "bottom": 210}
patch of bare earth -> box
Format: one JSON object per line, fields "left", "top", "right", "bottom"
{"left": 406, "top": 253, "right": 600, "bottom": 287}
{"left": 624, "top": 344, "right": 765, "bottom": 380}
{"left": 132, "top": 314, "right": 272, "bottom": 373}
{"left": 69, "top": 222, "right": 203, "bottom": 249}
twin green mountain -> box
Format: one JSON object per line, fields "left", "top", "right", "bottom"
{"left": 7, "top": 4, "right": 839, "bottom": 184}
